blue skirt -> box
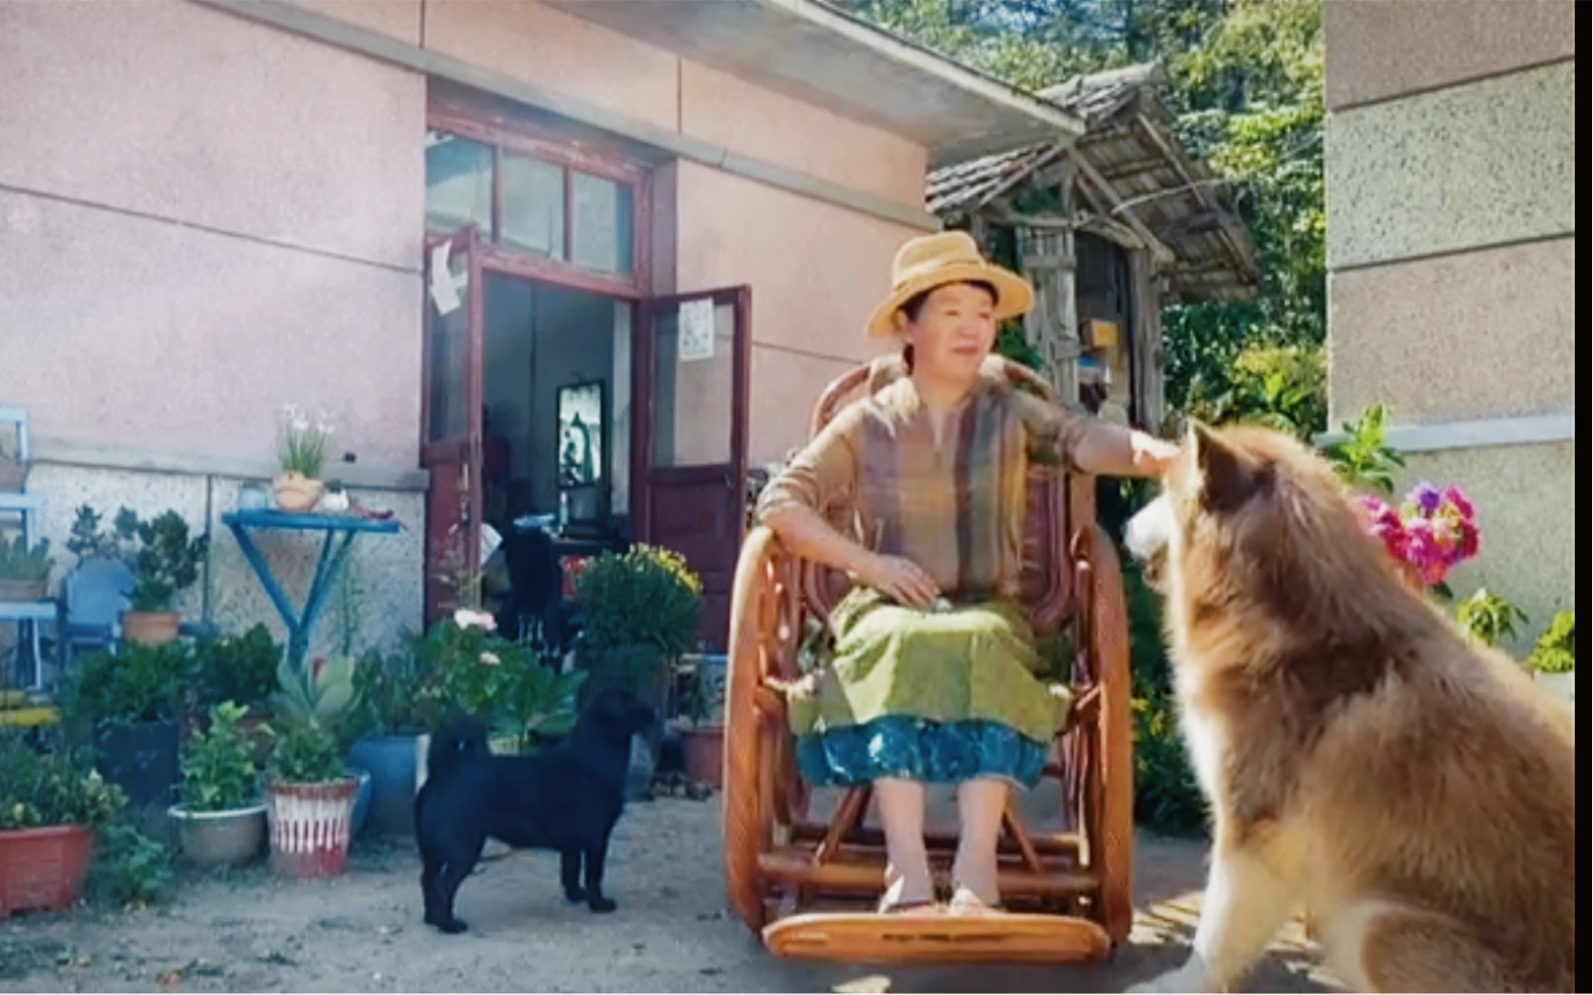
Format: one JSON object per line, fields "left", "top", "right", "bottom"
{"left": 795, "top": 714, "right": 1051, "bottom": 789}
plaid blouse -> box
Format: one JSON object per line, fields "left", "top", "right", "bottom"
{"left": 756, "top": 357, "right": 1101, "bottom": 602}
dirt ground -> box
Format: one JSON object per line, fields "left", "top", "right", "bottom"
{"left": 0, "top": 792, "right": 1340, "bottom": 994}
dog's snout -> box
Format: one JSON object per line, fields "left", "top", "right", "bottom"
{"left": 1124, "top": 495, "right": 1173, "bottom": 562}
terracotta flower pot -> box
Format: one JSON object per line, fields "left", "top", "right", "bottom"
{"left": 0, "top": 824, "right": 95, "bottom": 918}
{"left": 267, "top": 777, "right": 359, "bottom": 879}
{"left": 122, "top": 610, "right": 181, "bottom": 646}
{"left": 272, "top": 472, "right": 324, "bottom": 514}
{"left": 682, "top": 723, "right": 725, "bottom": 791}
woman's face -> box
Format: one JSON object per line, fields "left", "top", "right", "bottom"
{"left": 901, "top": 282, "right": 999, "bottom": 382}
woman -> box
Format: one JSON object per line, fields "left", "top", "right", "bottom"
{"left": 755, "top": 231, "right": 1177, "bottom": 916}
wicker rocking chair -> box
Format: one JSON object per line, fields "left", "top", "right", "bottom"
{"left": 720, "top": 356, "right": 1136, "bottom": 964}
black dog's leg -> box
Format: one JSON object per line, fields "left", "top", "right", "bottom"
{"left": 431, "top": 860, "right": 474, "bottom": 934}
{"left": 560, "top": 848, "right": 586, "bottom": 903}
{"left": 582, "top": 839, "right": 616, "bottom": 913}
{"left": 429, "top": 834, "right": 486, "bottom": 934}
{"left": 421, "top": 855, "right": 443, "bottom": 925}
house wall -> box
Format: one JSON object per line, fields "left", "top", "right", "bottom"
{"left": 0, "top": 0, "right": 935, "bottom": 666}
{"left": 1322, "top": 0, "right": 1576, "bottom": 655}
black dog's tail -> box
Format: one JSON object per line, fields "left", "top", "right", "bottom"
{"left": 426, "top": 716, "right": 491, "bottom": 781}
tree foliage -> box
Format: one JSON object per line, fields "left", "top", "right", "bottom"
{"left": 837, "top": 0, "right": 1327, "bottom": 437}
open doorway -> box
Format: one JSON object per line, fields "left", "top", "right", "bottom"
{"left": 480, "top": 274, "right": 632, "bottom": 539}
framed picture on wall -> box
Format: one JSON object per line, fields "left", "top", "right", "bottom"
{"left": 556, "top": 380, "right": 605, "bottom": 491}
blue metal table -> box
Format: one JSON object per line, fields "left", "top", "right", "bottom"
{"left": 221, "top": 508, "right": 401, "bottom": 670}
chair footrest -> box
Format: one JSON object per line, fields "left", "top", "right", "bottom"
{"left": 762, "top": 909, "right": 1112, "bottom": 964}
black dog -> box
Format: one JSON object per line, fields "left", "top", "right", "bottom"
{"left": 413, "top": 686, "right": 656, "bottom": 933}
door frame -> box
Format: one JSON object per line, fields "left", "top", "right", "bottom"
{"left": 419, "top": 225, "right": 487, "bottom": 623}
{"left": 420, "top": 94, "right": 657, "bottom": 619}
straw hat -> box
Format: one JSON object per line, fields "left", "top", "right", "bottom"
{"left": 865, "top": 231, "right": 1035, "bottom": 338}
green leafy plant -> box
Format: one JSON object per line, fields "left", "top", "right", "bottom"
{"left": 1526, "top": 610, "right": 1575, "bottom": 675}
{"left": 65, "top": 505, "right": 208, "bottom": 612}
{"left": 0, "top": 533, "right": 53, "bottom": 581}
{"left": 347, "top": 646, "right": 447, "bottom": 738}
{"left": 193, "top": 624, "right": 283, "bottom": 713}
{"left": 267, "top": 722, "right": 346, "bottom": 785}
{"left": 1321, "top": 404, "right": 1405, "bottom": 496}
{"left": 0, "top": 730, "right": 126, "bottom": 831}
{"left": 1183, "top": 343, "right": 1326, "bottom": 441}
{"left": 59, "top": 643, "right": 196, "bottom": 727}
{"left": 575, "top": 544, "right": 703, "bottom": 656}
{"left": 1454, "top": 588, "right": 1529, "bottom": 649}
{"left": 179, "top": 701, "right": 262, "bottom": 813}
{"left": 412, "top": 611, "right": 586, "bottom": 745}
{"left": 86, "top": 821, "right": 174, "bottom": 908}
{"left": 574, "top": 544, "right": 703, "bottom": 708}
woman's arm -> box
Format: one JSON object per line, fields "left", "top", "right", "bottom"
{"left": 1073, "top": 419, "right": 1180, "bottom": 478}
{"left": 1019, "top": 390, "right": 1180, "bottom": 479}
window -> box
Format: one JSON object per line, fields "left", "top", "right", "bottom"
{"left": 424, "top": 124, "right": 644, "bottom": 282}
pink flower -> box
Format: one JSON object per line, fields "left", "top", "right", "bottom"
{"left": 1441, "top": 484, "right": 1475, "bottom": 522}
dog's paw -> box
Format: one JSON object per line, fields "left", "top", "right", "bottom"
{"left": 433, "top": 917, "right": 469, "bottom": 934}
{"left": 564, "top": 887, "right": 587, "bottom": 904}
{"left": 587, "top": 897, "right": 618, "bottom": 914}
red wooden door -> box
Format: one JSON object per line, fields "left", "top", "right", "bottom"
{"left": 420, "top": 226, "right": 486, "bottom": 624}
{"left": 634, "top": 287, "right": 751, "bottom": 653}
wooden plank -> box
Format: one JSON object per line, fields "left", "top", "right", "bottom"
{"left": 1073, "top": 157, "right": 1175, "bottom": 266}
{"left": 762, "top": 910, "right": 1113, "bottom": 964}
{"left": 758, "top": 848, "right": 1098, "bottom": 897}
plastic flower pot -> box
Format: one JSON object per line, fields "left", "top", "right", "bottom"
{"left": 0, "top": 825, "right": 95, "bottom": 918}
{"left": 266, "top": 777, "right": 359, "bottom": 880}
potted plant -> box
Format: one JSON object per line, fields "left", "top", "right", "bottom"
{"left": 65, "top": 504, "right": 208, "bottom": 645}
{"left": 192, "top": 623, "right": 285, "bottom": 762}
{"left": 168, "top": 700, "right": 267, "bottom": 869}
{"left": 678, "top": 661, "right": 725, "bottom": 791}
{"left": 572, "top": 544, "right": 702, "bottom": 798}
{"left": 345, "top": 645, "right": 446, "bottom": 838}
{"left": 265, "top": 654, "right": 360, "bottom": 879}
{"left": 58, "top": 641, "right": 195, "bottom": 809}
{"left": 0, "top": 533, "right": 53, "bottom": 602}
{"left": 0, "top": 730, "right": 126, "bottom": 918}
{"left": 1526, "top": 609, "right": 1575, "bottom": 707}
{"left": 424, "top": 608, "right": 585, "bottom": 755}
{"left": 274, "top": 405, "right": 332, "bottom": 513}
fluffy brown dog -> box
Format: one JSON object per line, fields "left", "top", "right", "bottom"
{"left": 1121, "top": 422, "right": 1577, "bottom": 994}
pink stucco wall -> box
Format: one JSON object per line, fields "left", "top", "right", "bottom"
{"left": 1, "top": 0, "right": 931, "bottom": 475}
{"left": 672, "top": 163, "right": 920, "bottom": 464}
{"left": 0, "top": 0, "right": 426, "bottom": 472}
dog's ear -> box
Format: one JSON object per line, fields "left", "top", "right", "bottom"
{"left": 1189, "top": 421, "right": 1269, "bottom": 512}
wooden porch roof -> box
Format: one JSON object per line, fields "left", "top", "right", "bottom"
{"left": 927, "top": 63, "right": 1262, "bottom": 305}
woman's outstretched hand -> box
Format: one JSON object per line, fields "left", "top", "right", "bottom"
{"left": 857, "top": 553, "right": 941, "bottom": 610}
{"left": 1130, "top": 432, "right": 1182, "bottom": 477}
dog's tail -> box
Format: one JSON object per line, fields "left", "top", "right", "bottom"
{"left": 426, "top": 716, "right": 491, "bottom": 780}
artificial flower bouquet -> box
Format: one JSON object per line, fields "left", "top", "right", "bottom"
{"left": 1353, "top": 481, "right": 1480, "bottom": 595}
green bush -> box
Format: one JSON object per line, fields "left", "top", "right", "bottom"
{"left": 1527, "top": 610, "right": 1575, "bottom": 675}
